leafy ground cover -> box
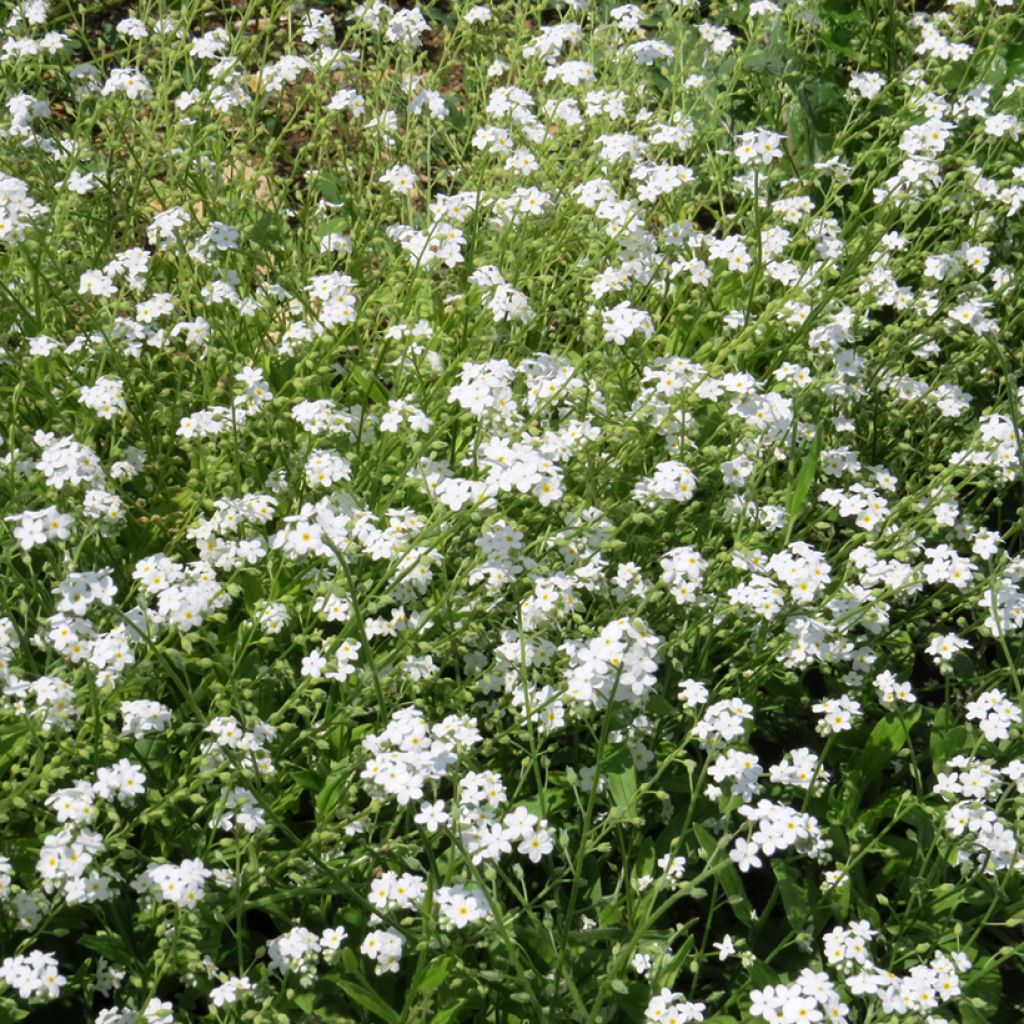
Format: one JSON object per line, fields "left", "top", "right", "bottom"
{"left": 1, "top": 0, "right": 1023, "bottom": 1021}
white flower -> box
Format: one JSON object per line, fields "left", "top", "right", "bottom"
{"left": 729, "top": 837, "right": 762, "bottom": 873}
{"left": 414, "top": 799, "right": 450, "bottom": 833}
{"left": 209, "top": 977, "right": 253, "bottom": 1007}
{"left": 965, "top": 689, "right": 1021, "bottom": 741}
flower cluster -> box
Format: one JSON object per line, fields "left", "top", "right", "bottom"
{"left": 0, "top": 0, "right": 1021, "bottom": 1020}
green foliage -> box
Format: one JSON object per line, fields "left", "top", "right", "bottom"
{"left": 0, "top": 0, "right": 1023, "bottom": 1022}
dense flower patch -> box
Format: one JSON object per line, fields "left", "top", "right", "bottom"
{"left": 0, "top": 0, "right": 1023, "bottom": 1021}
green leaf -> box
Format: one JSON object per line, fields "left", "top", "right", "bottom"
{"left": 848, "top": 709, "right": 920, "bottom": 811}
{"left": 294, "top": 769, "right": 322, "bottom": 794}
{"left": 605, "top": 745, "right": 638, "bottom": 812}
{"left": 514, "top": 925, "right": 556, "bottom": 967}
{"left": 432, "top": 1001, "right": 470, "bottom": 1024}
{"left": 316, "top": 775, "right": 345, "bottom": 824}
{"left": 319, "top": 173, "right": 345, "bottom": 205}
{"left": 693, "top": 824, "right": 752, "bottom": 925}
{"left": 657, "top": 933, "right": 696, "bottom": 988}
{"left": 797, "top": 78, "right": 845, "bottom": 134}
{"left": 784, "top": 74, "right": 846, "bottom": 169}
{"left": 317, "top": 214, "right": 350, "bottom": 239}
{"left": 772, "top": 860, "right": 811, "bottom": 933}
{"left": 960, "top": 1004, "right": 991, "bottom": 1024}
{"left": 79, "top": 933, "right": 132, "bottom": 963}
{"left": 748, "top": 959, "right": 781, "bottom": 987}
{"left": 646, "top": 692, "right": 677, "bottom": 719}
{"left": 0, "top": 722, "right": 28, "bottom": 772}
{"left": 967, "top": 953, "right": 1004, "bottom": 1010}
{"left": 0, "top": 998, "right": 28, "bottom": 1022}
{"left": 744, "top": 50, "right": 787, "bottom": 75}
{"left": 249, "top": 209, "right": 286, "bottom": 248}
{"left": 929, "top": 706, "right": 970, "bottom": 772}
{"left": 346, "top": 364, "right": 389, "bottom": 405}
{"left": 820, "top": 0, "right": 868, "bottom": 21}
{"left": 329, "top": 978, "right": 400, "bottom": 1024}
{"left": 415, "top": 955, "right": 455, "bottom": 995}
{"left": 609, "top": 977, "right": 651, "bottom": 1021}
{"left": 647, "top": 65, "right": 673, "bottom": 96}
{"left": 784, "top": 428, "right": 822, "bottom": 542}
